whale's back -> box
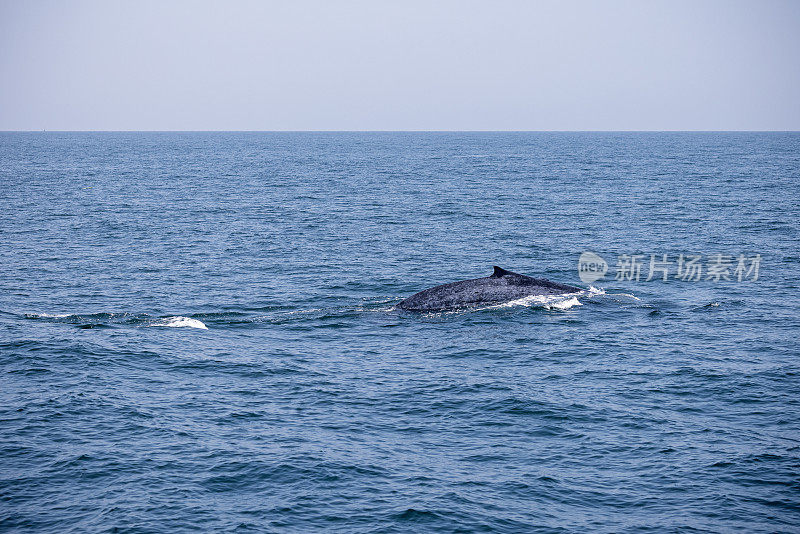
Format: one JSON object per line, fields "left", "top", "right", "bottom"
{"left": 397, "top": 267, "right": 580, "bottom": 311}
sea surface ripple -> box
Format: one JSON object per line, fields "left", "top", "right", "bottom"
{"left": 1, "top": 132, "right": 799, "bottom": 532}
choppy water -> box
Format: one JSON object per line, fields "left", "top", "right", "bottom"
{"left": 1, "top": 132, "right": 799, "bottom": 532}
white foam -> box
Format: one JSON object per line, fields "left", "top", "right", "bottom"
{"left": 483, "top": 292, "right": 585, "bottom": 311}
{"left": 150, "top": 316, "right": 208, "bottom": 330}
{"left": 32, "top": 312, "right": 73, "bottom": 318}
{"left": 549, "top": 296, "right": 583, "bottom": 310}
{"left": 287, "top": 308, "right": 323, "bottom": 315}
{"left": 604, "top": 291, "right": 640, "bottom": 301}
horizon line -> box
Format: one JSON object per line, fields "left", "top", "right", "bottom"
{"left": 2, "top": 129, "right": 800, "bottom": 133}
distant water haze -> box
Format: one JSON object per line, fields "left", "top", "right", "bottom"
{"left": 1, "top": 0, "right": 799, "bottom": 131}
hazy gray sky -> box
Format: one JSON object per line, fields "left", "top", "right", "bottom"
{"left": 1, "top": 0, "right": 798, "bottom": 130}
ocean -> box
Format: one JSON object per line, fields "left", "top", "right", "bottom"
{"left": 1, "top": 132, "right": 798, "bottom": 532}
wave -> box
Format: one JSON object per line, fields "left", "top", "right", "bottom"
{"left": 483, "top": 286, "right": 605, "bottom": 311}
{"left": 25, "top": 312, "right": 208, "bottom": 330}
{"left": 148, "top": 316, "right": 208, "bottom": 330}
{"left": 485, "top": 293, "right": 583, "bottom": 310}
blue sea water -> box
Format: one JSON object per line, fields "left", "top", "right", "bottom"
{"left": 0, "top": 132, "right": 798, "bottom": 533}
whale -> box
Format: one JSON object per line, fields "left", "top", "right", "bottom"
{"left": 397, "top": 266, "right": 582, "bottom": 311}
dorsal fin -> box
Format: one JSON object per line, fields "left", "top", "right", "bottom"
{"left": 491, "top": 266, "right": 511, "bottom": 278}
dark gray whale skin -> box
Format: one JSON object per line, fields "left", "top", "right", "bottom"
{"left": 397, "top": 266, "right": 582, "bottom": 311}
